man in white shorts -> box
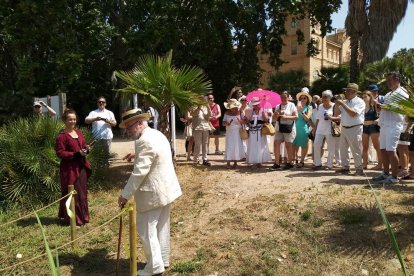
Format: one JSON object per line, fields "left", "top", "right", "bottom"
{"left": 372, "top": 72, "right": 409, "bottom": 184}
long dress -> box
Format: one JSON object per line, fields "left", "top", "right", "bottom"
{"left": 55, "top": 129, "right": 92, "bottom": 226}
{"left": 223, "top": 114, "right": 245, "bottom": 161}
{"left": 246, "top": 108, "right": 272, "bottom": 164}
{"left": 293, "top": 105, "right": 310, "bottom": 147}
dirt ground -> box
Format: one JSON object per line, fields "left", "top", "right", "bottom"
{"left": 111, "top": 134, "right": 414, "bottom": 275}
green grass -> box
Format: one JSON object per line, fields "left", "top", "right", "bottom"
{"left": 301, "top": 210, "right": 312, "bottom": 221}
{"left": 171, "top": 260, "right": 203, "bottom": 273}
{"left": 339, "top": 209, "right": 366, "bottom": 225}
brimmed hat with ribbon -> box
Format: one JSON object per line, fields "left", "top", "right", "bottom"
{"left": 343, "top": 83, "right": 359, "bottom": 92}
{"left": 119, "top": 108, "right": 151, "bottom": 128}
{"left": 224, "top": 98, "right": 241, "bottom": 109}
{"left": 296, "top": 91, "right": 312, "bottom": 103}
{"left": 250, "top": 96, "right": 261, "bottom": 106}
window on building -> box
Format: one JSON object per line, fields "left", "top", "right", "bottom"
{"left": 291, "top": 18, "right": 297, "bottom": 29}
{"left": 291, "top": 40, "right": 298, "bottom": 55}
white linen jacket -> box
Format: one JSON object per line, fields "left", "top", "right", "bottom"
{"left": 121, "top": 127, "right": 182, "bottom": 212}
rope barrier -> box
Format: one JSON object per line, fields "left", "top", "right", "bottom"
{"left": 0, "top": 208, "right": 129, "bottom": 273}
{"left": 0, "top": 191, "right": 75, "bottom": 228}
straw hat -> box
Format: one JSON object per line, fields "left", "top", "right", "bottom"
{"left": 119, "top": 108, "right": 151, "bottom": 128}
{"left": 224, "top": 98, "right": 241, "bottom": 109}
{"left": 296, "top": 91, "right": 312, "bottom": 103}
{"left": 343, "top": 83, "right": 359, "bottom": 92}
{"left": 250, "top": 96, "right": 261, "bottom": 106}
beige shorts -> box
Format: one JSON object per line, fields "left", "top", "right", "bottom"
{"left": 274, "top": 130, "right": 296, "bottom": 143}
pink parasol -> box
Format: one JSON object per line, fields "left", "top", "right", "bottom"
{"left": 246, "top": 89, "right": 281, "bottom": 109}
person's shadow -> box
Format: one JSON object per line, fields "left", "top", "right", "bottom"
{"left": 59, "top": 248, "right": 129, "bottom": 275}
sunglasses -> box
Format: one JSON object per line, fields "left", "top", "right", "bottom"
{"left": 98, "top": 101, "right": 106, "bottom": 104}
{"left": 34, "top": 106, "right": 41, "bottom": 108}
{"left": 208, "top": 98, "right": 214, "bottom": 100}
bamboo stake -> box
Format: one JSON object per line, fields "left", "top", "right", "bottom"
{"left": 68, "top": 184, "right": 76, "bottom": 249}
{"left": 128, "top": 201, "right": 137, "bottom": 276}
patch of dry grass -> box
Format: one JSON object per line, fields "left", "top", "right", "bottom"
{"left": 1, "top": 161, "right": 414, "bottom": 275}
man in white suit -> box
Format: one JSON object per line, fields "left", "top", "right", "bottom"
{"left": 118, "top": 108, "right": 182, "bottom": 276}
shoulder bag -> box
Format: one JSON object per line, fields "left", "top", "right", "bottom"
{"left": 331, "top": 121, "right": 341, "bottom": 137}
{"left": 261, "top": 122, "right": 275, "bottom": 136}
{"left": 278, "top": 104, "right": 294, "bottom": 133}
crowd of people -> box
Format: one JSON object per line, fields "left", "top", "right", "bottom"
{"left": 49, "top": 71, "right": 410, "bottom": 275}
{"left": 184, "top": 71, "right": 412, "bottom": 185}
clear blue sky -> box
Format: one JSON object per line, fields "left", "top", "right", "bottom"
{"left": 331, "top": 2, "right": 414, "bottom": 56}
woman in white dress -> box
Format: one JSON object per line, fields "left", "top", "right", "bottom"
{"left": 223, "top": 99, "right": 245, "bottom": 168}
{"left": 239, "top": 96, "right": 248, "bottom": 156}
{"left": 244, "top": 97, "right": 272, "bottom": 167}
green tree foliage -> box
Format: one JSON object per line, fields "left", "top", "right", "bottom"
{"left": 311, "top": 66, "right": 349, "bottom": 94}
{"left": 115, "top": 51, "right": 212, "bottom": 139}
{"left": 359, "top": 49, "right": 414, "bottom": 93}
{"left": 0, "top": 0, "right": 341, "bottom": 123}
{"left": 0, "top": 116, "right": 108, "bottom": 208}
{"left": 268, "top": 69, "right": 307, "bottom": 96}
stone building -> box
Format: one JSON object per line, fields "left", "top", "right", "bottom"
{"left": 259, "top": 17, "right": 351, "bottom": 87}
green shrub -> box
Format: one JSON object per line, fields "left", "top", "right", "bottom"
{"left": 0, "top": 116, "right": 108, "bottom": 209}
{"left": 301, "top": 210, "right": 312, "bottom": 221}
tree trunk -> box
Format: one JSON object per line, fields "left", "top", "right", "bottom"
{"left": 349, "top": 35, "right": 360, "bottom": 83}
{"left": 158, "top": 109, "right": 171, "bottom": 141}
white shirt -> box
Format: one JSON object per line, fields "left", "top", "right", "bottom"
{"left": 379, "top": 87, "right": 409, "bottom": 130}
{"left": 85, "top": 108, "right": 116, "bottom": 139}
{"left": 316, "top": 104, "right": 334, "bottom": 135}
{"left": 338, "top": 96, "right": 365, "bottom": 127}
{"left": 275, "top": 102, "right": 297, "bottom": 130}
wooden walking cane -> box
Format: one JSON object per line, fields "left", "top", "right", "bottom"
{"left": 116, "top": 213, "right": 123, "bottom": 276}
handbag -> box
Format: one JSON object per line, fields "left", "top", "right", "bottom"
{"left": 261, "top": 123, "right": 275, "bottom": 136}
{"left": 240, "top": 125, "right": 249, "bottom": 140}
{"left": 237, "top": 112, "right": 249, "bottom": 140}
{"left": 277, "top": 104, "right": 294, "bottom": 133}
{"left": 331, "top": 121, "right": 341, "bottom": 137}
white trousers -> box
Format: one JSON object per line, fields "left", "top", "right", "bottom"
{"left": 313, "top": 133, "right": 335, "bottom": 167}
{"left": 137, "top": 205, "right": 171, "bottom": 275}
{"left": 340, "top": 125, "right": 363, "bottom": 170}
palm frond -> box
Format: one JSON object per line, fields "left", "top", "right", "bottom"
{"left": 115, "top": 51, "right": 212, "bottom": 136}
{"left": 383, "top": 85, "right": 414, "bottom": 117}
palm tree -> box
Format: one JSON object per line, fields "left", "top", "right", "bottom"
{"left": 346, "top": 0, "right": 413, "bottom": 81}
{"left": 115, "top": 51, "right": 212, "bottom": 140}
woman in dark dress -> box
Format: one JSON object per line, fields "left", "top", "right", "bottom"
{"left": 55, "top": 109, "right": 92, "bottom": 226}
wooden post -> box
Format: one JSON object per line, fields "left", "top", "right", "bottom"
{"left": 128, "top": 201, "right": 137, "bottom": 276}
{"left": 68, "top": 185, "right": 76, "bottom": 249}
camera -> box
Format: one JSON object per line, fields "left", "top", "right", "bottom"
{"left": 332, "top": 95, "right": 342, "bottom": 102}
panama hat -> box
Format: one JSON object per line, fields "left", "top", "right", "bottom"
{"left": 250, "top": 96, "right": 261, "bottom": 106}
{"left": 296, "top": 91, "right": 312, "bottom": 103}
{"left": 33, "top": 101, "right": 41, "bottom": 107}
{"left": 343, "top": 83, "right": 359, "bottom": 92}
{"left": 119, "top": 108, "right": 151, "bottom": 128}
{"left": 224, "top": 99, "right": 241, "bottom": 109}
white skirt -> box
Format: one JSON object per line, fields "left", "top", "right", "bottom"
{"left": 246, "top": 129, "right": 272, "bottom": 164}
{"left": 225, "top": 126, "right": 246, "bottom": 161}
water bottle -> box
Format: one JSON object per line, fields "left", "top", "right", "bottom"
{"left": 324, "top": 111, "right": 329, "bottom": 120}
